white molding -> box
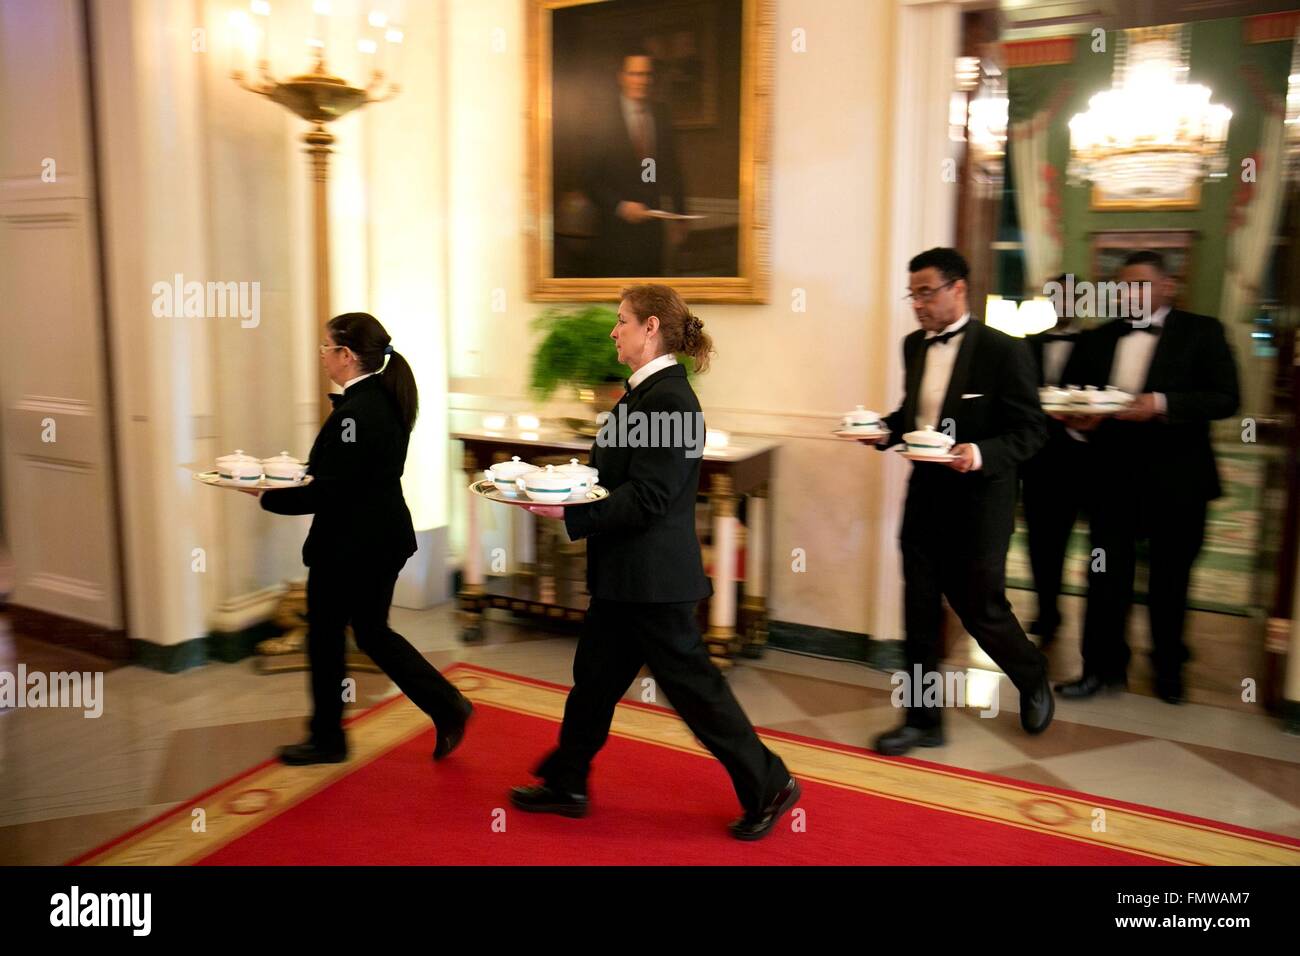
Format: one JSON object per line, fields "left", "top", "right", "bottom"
{"left": 208, "top": 583, "right": 289, "bottom": 633}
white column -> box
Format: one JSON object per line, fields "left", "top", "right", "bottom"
{"left": 744, "top": 491, "right": 766, "bottom": 603}
{"left": 871, "top": 0, "right": 960, "bottom": 646}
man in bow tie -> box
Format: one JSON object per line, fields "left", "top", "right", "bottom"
{"left": 1020, "top": 275, "right": 1086, "bottom": 648}
{"left": 1055, "top": 251, "right": 1239, "bottom": 705}
{"left": 864, "top": 248, "right": 1051, "bottom": 755}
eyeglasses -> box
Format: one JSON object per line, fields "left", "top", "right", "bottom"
{"left": 319, "top": 344, "right": 345, "bottom": 356}
{"left": 903, "top": 280, "right": 957, "bottom": 303}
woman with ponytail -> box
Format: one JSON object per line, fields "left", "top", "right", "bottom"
{"left": 509, "top": 284, "right": 800, "bottom": 840}
{"left": 250, "top": 312, "right": 472, "bottom": 766}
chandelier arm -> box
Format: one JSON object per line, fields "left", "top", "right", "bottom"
{"left": 366, "top": 85, "right": 401, "bottom": 105}
{"left": 231, "top": 71, "right": 274, "bottom": 97}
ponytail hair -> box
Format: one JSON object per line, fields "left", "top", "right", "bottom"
{"left": 620, "top": 283, "right": 714, "bottom": 374}
{"left": 326, "top": 312, "right": 419, "bottom": 433}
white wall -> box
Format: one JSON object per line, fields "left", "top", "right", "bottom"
{"left": 2, "top": 0, "right": 960, "bottom": 648}
{"left": 84, "top": 0, "right": 453, "bottom": 647}
{"left": 442, "top": 0, "right": 960, "bottom": 640}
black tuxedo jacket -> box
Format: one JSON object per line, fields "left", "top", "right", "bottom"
{"left": 1023, "top": 329, "right": 1077, "bottom": 458}
{"left": 1024, "top": 330, "right": 1081, "bottom": 387}
{"left": 563, "top": 363, "right": 712, "bottom": 604}
{"left": 260, "top": 375, "right": 417, "bottom": 568}
{"left": 583, "top": 97, "right": 685, "bottom": 276}
{"left": 879, "top": 320, "right": 1047, "bottom": 553}
{"left": 1062, "top": 310, "right": 1239, "bottom": 501}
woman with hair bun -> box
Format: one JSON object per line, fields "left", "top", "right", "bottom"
{"left": 510, "top": 285, "right": 799, "bottom": 840}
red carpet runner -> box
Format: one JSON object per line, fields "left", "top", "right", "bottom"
{"left": 73, "top": 664, "right": 1300, "bottom": 865}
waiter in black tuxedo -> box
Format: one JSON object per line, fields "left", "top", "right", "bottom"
{"left": 1021, "top": 275, "right": 1087, "bottom": 647}
{"left": 247, "top": 312, "right": 472, "bottom": 765}
{"left": 510, "top": 284, "right": 798, "bottom": 840}
{"left": 1055, "top": 252, "right": 1239, "bottom": 704}
{"left": 866, "top": 248, "right": 1053, "bottom": 755}
{"left": 583, "top": 49, "right": 687, "bottom": 277}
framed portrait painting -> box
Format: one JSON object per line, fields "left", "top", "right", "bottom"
{"left": 527, "top": 0, "right": 774, "bottom": 302}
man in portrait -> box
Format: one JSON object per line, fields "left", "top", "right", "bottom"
{"left": 582, "top": 46, "right": 688, "bottom": 278}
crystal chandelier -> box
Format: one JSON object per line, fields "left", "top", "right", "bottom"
{"left": 950, "top": 57, "right": 1008, "bottom": 180}
{"left": 1068, "top": 25, "right": 1232, "bottom": 202}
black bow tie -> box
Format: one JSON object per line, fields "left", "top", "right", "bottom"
{"left": 328, "top": 392, "right": 344, "bottom": 407}
{"left": 925, "top": 326, "right": 966, "bottom": 348}
{"left": 1041, "top": 332, "right": 1078, "bottom": 343}
{"left": 1117, "top": 321, "right": 1160, "bottom": 337}
{"left": 623, "top": 379, "right": 633, "bottom": 393}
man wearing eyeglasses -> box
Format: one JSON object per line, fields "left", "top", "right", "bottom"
{"left": 863, "top": 248, "right": 1051, "bottom": 755}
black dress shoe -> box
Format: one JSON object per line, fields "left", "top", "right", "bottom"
{"left": 1020, "top": 678, "right": 1054, "bottom": 735}
{"left": 509, "top": 784, "right": 589, "bottom": 818}
{"left": 873, "top": 724, "right": 945, "bottom": 756}
{"left": 729, "top": 777, "right": 802, "bottom": 841}
{"left": 1155, "top": 676, "right": 1185, "bottom": 705}
{"left": 278, "top": 740, "right": 347, "bottom": 766}
{"left": 1054, "top": 674, "right": 1126, "bottom": 699}
{"left": 432, "top": 698, "right": 474, "bottom": 761}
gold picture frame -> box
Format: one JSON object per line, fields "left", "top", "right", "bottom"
{"left": 1091, "top": 180, "right": 1202, "bottom": 211}
{"left": 526, "top": 0, "right": 773, "bottom": 303}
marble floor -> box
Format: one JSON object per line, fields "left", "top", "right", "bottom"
{"left": 1, "top": 594, "right": 1298, "bottom": 866}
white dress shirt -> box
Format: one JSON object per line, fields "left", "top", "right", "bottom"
{"left": 620, "top": 95, "right": 655, "bottom": 157}
{"left": 627, "top": 352, "right": 677, "bottom": 391}
{"left": 342, "top": 371, "right": 375, "bottom": 391}
{"left": 1108, "top": 305, "right": 1169, "bottom": 412}
{"left": 1041, "top": 322, "right": 1081, "bottom": 386}
{"left": 917, "top": 313, "right": 970, "bottom": 429}
{"left": 915, "top": 312, "right": 983, "bottom": 470}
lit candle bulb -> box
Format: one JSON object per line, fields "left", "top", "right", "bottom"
{"left": 367, "top": 9, "right": 389, "bottom": 78}
{"left": 250, "top": 0, "right": 271, "bottom": 74}
{"left": 357, "top": 36, "right": 378, "bottom": 84}
{"left": 311, "top": 0, "right": 331, "bottom": 61}
{"left": 227, "top": 10, "right": 251, "bottom": 77}
{"left": 384, "top": 25, "right": 404, "bottom": 88}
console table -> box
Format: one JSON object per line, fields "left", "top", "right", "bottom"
{"left": 453, "top": 425, "right": 779, "bottom": 666}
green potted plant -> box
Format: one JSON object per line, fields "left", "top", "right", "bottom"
{"left": 528, "top": 305, "right": 627, "bottom": 411}
{"left": 529, "top": 305, "right": 696, "bottom": 427}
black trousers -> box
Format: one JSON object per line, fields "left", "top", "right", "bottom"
{"left": 901, "top": 531, "right": 1047, "bottom": 731}
{"left": 535, "top": 598, "right": 789, "bottom": 814}
{"left": 305, "top": 558, "right": 465, "bottom": 748}
{"left": 1081, "top": 491, "right": 1207, "bottom": 683}
{"left": 1021, "top": 435, "right": 1088, "bottom": 632}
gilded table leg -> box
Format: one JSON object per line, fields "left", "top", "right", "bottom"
{"left": 741, "top": 484, "right": 768, "bottom": 658}
{"left": 706, "top": 473, "right": 740, "bottom": 666}
{"left": 458, "top": 448, "right": 485, "bottom": 642}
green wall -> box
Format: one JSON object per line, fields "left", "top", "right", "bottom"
{"left": 1008, "top": 18, "right": 1293, "bottom": 315}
